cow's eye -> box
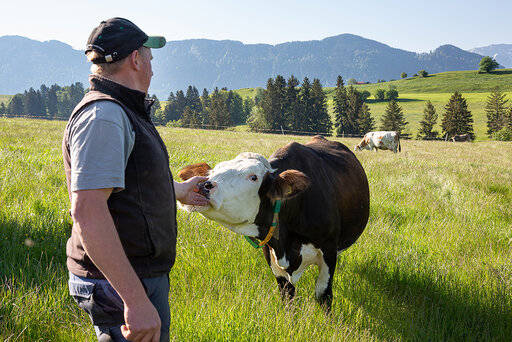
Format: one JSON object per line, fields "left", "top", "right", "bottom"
{"left": 249, "top": 175, "right": 258, "bottom": 182}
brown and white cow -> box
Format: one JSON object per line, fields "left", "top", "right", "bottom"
{"left": 354, "top": 131, "right": 401, "bottom": 153}
{"left": 451, "top": 133, "right": 471, "bottom": 142}
{"left": 178, "top": 136, "right": 370, "bottom": 309}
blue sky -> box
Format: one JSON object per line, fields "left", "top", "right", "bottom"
{"left": 3, "top": 0, "right": 511, "bottom": 53}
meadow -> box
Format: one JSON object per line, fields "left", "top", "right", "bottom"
{"left": 0, "top": 117, "right": 511, "bottom": 341}
{"left": 236, "top": 69, "right": 512, "bottom": 141}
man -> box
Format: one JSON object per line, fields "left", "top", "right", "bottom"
{"left": 62, "top": 18, "right": 209, "bottom": 342}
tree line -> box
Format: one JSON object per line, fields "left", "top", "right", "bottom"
{"left": 2, "top": 75, "right": 511, "bottom": 141}
{"left": 149, "top": 86, "right": 254, "bottom": 129}
{"left": 0, "top": 83, "right": 85, "bottom": 119}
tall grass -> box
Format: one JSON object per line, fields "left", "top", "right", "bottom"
{"left": 1, "top": 118, "right": 511, "bottom": 341}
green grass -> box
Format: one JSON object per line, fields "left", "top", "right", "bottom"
{"left": 343, "top": 69, "right": 512, "bottom": 94}
{"left": 1, "top": 117, "right": 512, "bottom": 341}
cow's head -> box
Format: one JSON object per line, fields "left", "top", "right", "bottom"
{"left": 178, "top": 152, "right": 310, "bottom": 235}
{"left": 354, "top": 135, "right": 370, "bottom": 152}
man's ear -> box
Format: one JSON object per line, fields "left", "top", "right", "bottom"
{"left": 178, "top": 163, "right": 212, "bottom": 180}
{"left": 266, "top": 170, "right": 310, "bottom": 200}
{"left": 127, "top": 50, "right": 140, "bottom": 71}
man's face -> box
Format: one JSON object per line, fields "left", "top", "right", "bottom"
{"left": 139, "top": 47, "right": 153, "bottom": 93}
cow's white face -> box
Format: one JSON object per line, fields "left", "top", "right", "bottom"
{"left": 182, "top": 153, "right": 274, "bottom": 234}
{"left": 179, "top": 152, "right": 310, "bottom": 236}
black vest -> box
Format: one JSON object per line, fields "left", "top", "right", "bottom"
{"left": 62, "top": 75, "right": 177, "bottom": 279}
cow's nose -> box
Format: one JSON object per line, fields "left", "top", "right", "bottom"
{"left": 203, "top": 181, "right": 214, "bottom": 190}
{"left": 197, "top": 181, "right": 216, "bottom": 199}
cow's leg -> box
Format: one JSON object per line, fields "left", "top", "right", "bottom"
{"left": 315, "top": 251, "right": 337, "bottom": 311}
{"left": 276, "top": 276, "right": 295, "bottom": 300}
{"left": 263, "top": 245, "right": 296, "bottom": 301}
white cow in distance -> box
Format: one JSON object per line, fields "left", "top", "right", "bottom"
{"left": 354, "top": 131, "right": 401, "bottom": 153}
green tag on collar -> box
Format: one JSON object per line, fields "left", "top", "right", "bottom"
{"left": 274, "top": 200, "right": 281, "bottom": 213}
{"left": 244, "top": 236, "right": 262, "bottom": 249}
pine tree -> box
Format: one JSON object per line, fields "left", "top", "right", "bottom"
{"left": 345, "top": 86, "right": 363, "bottom": 135}
{"left": 333, "top": 75, "right": 349, "bottom": 137}
{"left": 39, "top": 84, "right": 49, "bottom": 117}
{"left": 485, "top": 87, "right": 509, "bottom": 136}
{"left": 380, "top": 99, "right": 408, "bottom": 134}
{"left": 24, "top": 88, "right": 45, "bottom": 116}
{"left": 8, "top": 94, "right": 24, "bottom": 115}
{"left": 181, "top": 106, "right": 201, "bottom": 128}
{"left": 164, "top": 92, "right": 179, "bottom": 122}
{"left": 174, "top": 90, "right": 187, "bottom": 120}
{"left": 261, "top": 76, "right": 287, "bottom": 131}
{"left": 208, "top": 87, "right": 230, "bottom": 129}
{"left": 285, "top": 75, "right": 301, "bottom": 132}
{"left": 298, "top": 77, "right": 313, "bottom": 133}
{"left": 185, "top": 86, "right": 202, "bottom": 117}
{"left": 200, "top": 88, "right": 211, "bottom": 125}
{"left": 149, "top": 94, "right": 164, "bottom": 125}
{"left": 0, "top": 102, "right": 7, "bottom": 114}
{"left": 310, "top": 78, "right": 332, "bottom": 134}
{"left": 418, "top": 100, "right": 439, "bottom": 139}
{"left": 357, "top": 103, "right": 375, "bottom": 134}
{"left": 46, "top": 84, "right": 59, "bottom": 118}
{"left": 226, "top": 91, "right": 245, "bottom": 125}
{"left": 242, "top": 97, "right": 254, "bottom": 124}
{"left": 441, "top": 91, "right": 474, "bottom": 138}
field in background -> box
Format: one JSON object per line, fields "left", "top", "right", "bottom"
{"left": 236, "top": 70, "right": 512, "bottom": 141}
{"left": 1, "top": 117, "right": 511, "bottom": 341}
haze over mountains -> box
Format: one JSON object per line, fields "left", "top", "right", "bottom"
{"left": 0, "top": 34, "right": 510, "bottom": 99}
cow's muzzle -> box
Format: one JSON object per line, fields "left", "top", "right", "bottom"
{"left": 196, "top": 181, "right": 214, "bottom": 199}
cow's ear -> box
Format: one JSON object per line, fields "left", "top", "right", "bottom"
{"left": 268, "top": 170, "right": 310, "bottom": 200}
{"left": 178, "top": 163, "right": 212, "bottom": 180}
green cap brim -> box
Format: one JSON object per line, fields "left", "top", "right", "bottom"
{"left": 144, "top": 36, "right": 166, "bottom": 49}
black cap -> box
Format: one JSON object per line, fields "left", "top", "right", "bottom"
{"left": 85, "top": 17, "right": 166, "bottom": 64}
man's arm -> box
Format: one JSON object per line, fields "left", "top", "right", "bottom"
{"left": 71, "top": 188, "right": 160, "bottom": 342}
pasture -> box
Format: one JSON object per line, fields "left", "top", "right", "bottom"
{"left": 0, "top": 117, "right": 511, "bottom": 341}
{"left": 236, "top": 69, "right": 512, "bottom": 140}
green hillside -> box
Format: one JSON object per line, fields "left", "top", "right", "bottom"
{"left": 236, "top": 69, "right": 512, "bottom": 141}
{"left": 0, "top": 95, "right": 11, "bottom": 105}
{"left": 348, "top": 69, "right": 512, "bottom": 94}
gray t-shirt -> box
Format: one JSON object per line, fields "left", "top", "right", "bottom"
{"left": 68, "top": 101, "right": 135, "bottom": 192}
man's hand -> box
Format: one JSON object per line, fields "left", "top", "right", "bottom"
{"left": 121, "top": 297, "right": 161, "bottom": 342}
{"left": 174, "top": 176, "right": 210, "bottom": 206}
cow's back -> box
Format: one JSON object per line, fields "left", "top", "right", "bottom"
{"left": 269, "top": 136, "right": 369, "bottom": 250}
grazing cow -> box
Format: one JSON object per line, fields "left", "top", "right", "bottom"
{"left": 178, "top": 136, "right": 370, "bottom": 309}
{"left": 451, "top": 133, "right": 471, "bottom": 142}
{"left": 354, "top": 131, "right": 401, "bottom": 153}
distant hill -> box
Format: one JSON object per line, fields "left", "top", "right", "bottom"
{"left": 0, "top": 34, "right": 486, "bottom": 98}
{"left": 469, "top": 44, "right": 512, "bottom": 69}
{"left": 0, "top": 36, "right": 89, "bottom": 94}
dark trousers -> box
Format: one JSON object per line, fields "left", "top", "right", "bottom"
{"left": 69, "top": 272, "right": 170, "bottom": 342}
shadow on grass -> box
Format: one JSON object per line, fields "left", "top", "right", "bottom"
{"left": 348, "top": 258, "right": 512, "bottom": 341}
{"left": 0, "top": 215, "right": 69, "bottom": 283}
{"left": 491, "top": 69, "right": 512, "bottom": 75}
{"left": 0, "top": 215, "right": 74, "bottom": 339}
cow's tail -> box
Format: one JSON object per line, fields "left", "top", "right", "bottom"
{"left": 396, "top": 131, "right": 401, "bottom": 153}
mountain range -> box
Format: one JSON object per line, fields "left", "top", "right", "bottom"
{"left": 0, "top": 34, "right": 510, "bottom": 99}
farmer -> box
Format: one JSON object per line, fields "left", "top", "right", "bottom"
{"left": 62, "top": 18, "right": 209, "bottom": 342}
